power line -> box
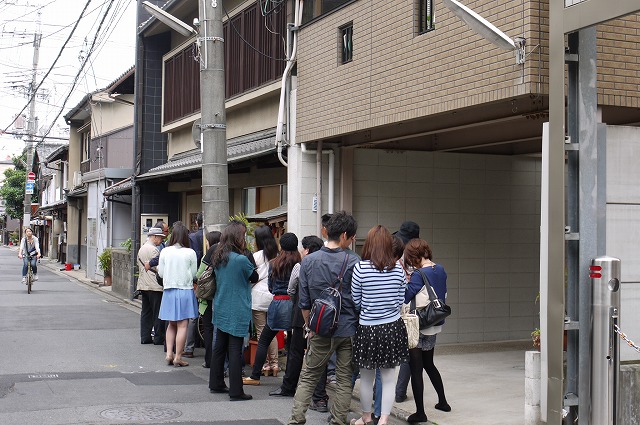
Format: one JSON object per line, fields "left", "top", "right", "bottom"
{"left": 37, "top": 0, "right": 116, "bottom": 146}
{"left": 2, "top": 0, "right": 93, "bottom": 133}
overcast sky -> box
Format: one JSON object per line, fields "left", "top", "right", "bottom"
{"left": 0, "top": 0, "right": 136, "bottom": 157}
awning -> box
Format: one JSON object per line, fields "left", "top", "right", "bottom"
{"left": 38, "top": 200, "right": 66, "bottom": 212}
{"left": 104, "top": 176, "right": 133, "bottom": 196}
{"left": 67, "top": 186, "right": 88, "bottom": 197}
{"left": 137, "top": 128, "right": 277, "bottom": 180}
{"left": 246, "top": 204, "right": 287, "bottom": 223}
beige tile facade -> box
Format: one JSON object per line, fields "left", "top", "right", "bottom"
{"left": 295, "top": 0, "right": 639, "bottom": 143}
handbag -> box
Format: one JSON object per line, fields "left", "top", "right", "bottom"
{"left": 401, "top": 305, "right": 420, "bottom": 349}
{"left": 413, "top": 269, "right": 451, "bottom": 329}
{"left": 196, "top": 266, "right": 216, "bottom": 300}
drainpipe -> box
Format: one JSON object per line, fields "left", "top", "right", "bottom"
{"left": 301, "top": 142, "right": 335, "bottom": 219}
{"left": 275, "top": 0, "right": 304, "bottom": 167}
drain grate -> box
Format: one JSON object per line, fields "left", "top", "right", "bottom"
{"left": 99, "top": 406, "right": 181, "bottom": 421}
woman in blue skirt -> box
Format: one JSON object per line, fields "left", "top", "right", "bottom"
{"left": 158, "top": 222, "right": 198, "bottom": 367}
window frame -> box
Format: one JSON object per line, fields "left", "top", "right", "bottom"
{"left": 339, "top": 22, "right": 353, "bottom": 64}
{"left": 418, "top": 0, "right": 435, "bottom": 34}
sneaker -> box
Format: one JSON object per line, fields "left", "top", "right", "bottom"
{"left": 309, "top": 399, "right": 329, "bottom": 413}
{"left": 33, "top": 274, "right": 38, "bottom": 281}
{"left": 21, "top": 277, "right": 26, "bottom": 284}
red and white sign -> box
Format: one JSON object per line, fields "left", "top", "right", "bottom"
{"left": 27, "top": 172, "right": 36, "bottom": 181}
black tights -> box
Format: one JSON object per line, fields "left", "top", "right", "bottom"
{"left": 408, "top": 347, "right": 447, "bottom": 415}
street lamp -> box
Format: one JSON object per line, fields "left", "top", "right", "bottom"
{"left": 142, "top": 1, "right": 196, "bottom": 37}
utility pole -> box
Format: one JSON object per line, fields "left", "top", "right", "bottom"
{"left": 198, "top": 0, "right": 229, "bottom": 233}
{"left": 23, "top": 29, "right": 42, "bottom": 229}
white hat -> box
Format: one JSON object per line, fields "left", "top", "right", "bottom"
{"left": 148, "top": 227, "right": 165, "bottom": 236}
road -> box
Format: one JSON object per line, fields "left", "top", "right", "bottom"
{"left": 0, "top": 246, "right": 342, "bottom": 425}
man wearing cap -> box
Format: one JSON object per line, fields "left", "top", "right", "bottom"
{"left": 137, "top": 227, "right": 166, "bottom": 345}
{"left": 393, "top": 220, "right": 420, "bottom": 403}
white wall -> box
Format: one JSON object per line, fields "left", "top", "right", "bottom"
{"left": 605, "top": 125, "right": 640, "bottom": 362}
{"left": 352, "top": 149, "right": 541, "bottom": 344}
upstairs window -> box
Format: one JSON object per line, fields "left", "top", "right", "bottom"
{"left": 164, "top": 46, "right": 200, "bottom": 125}
{"left": 302, "top": 0, "right": 354, "bottom": 24}
{"left": 340, "top": 23, "right": 353, "bottom": 64}
{"left": 419, "top": 0, "right": 435, "bottom": 33}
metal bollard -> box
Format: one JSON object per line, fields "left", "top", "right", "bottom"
{"left": 590, "top": 256, "right": 621, "bottom": 425}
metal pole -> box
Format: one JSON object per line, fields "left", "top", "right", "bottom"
{"left": 544, "top": 0, "right": 566, "bottom": 422}
{"left": 23, "top": 31, "right": 42, "bottom": 228}
{"left": 199, "top": 0, "right": 229, "bottom": 232}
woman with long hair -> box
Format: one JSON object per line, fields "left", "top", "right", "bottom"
{"left": 196, "top": 230, "right": 222, "bottom": 368}
{"left": 351, "top": 225, "right": 409, "bottom": 425}
{"left": 251, "top": 225, "right": 280, "bottom": 375}
{"left": 403, "top": 238, "right": 450, "bottom": 423}
{"left": 209, "top": 221, "right": 257, "bottom": 401}
{"left": 158, "top": 222, "right": 198, "bottom": 367}
{"left": 243, "top": 232, "right": 301, "bottom": 385}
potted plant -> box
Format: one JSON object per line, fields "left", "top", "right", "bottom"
{"left": 97, "top": 247, "right": 112, "bottom": 286}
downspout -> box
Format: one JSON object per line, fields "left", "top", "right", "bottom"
{"left": 275, "top": 0, "right": 304, "bottom": 167}
{"left": 301, "top": 142, "right": 335, "bottom": 215}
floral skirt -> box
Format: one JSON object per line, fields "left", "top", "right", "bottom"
{"left": 159, "top": 288, "right": 198, "bottom": 321}
{"left": 353, "top": 318, "right": 409, "bottom": 369}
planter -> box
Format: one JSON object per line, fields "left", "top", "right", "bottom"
{"left": 248, "top": 338, "right": 258, "bottom": 366}
{"left": 103, "top": 276, "right": 112, "bottom": 286}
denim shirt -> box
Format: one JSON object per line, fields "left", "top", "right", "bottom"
{"left": 298, "top": 247, "right": 360, "bottom": 338}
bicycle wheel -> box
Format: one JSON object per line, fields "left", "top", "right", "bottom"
{"left": 27, "top": 271, "right": 32, "bottom": 294}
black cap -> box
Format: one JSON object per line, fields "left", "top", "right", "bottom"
{"left": 394, "top": 221, "right": 420, "bottom": 244}
{"left": 279, "top": 232, "right": 299, "bottom": 252}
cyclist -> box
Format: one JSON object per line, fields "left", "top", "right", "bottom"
{"left": 18, "top": 227, "right": 41, "bottom": 284}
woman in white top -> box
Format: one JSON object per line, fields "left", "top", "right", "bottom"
{"left": 158, "top": 222, "right": 198, "bottom": 367}
{"left": 18, "top": 227, "right": 41, "bottom": 284}
{"left": 251, "top": 225, "right": 280, "bottom": 375}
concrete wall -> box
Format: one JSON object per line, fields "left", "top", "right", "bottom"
{"left": 90, "top": 94, "right": 134, "bottom": 137}
{"left": 606, "top": 125, "right": 640, "bottom": 362}
{"left": 111, "top": 248, "right": 132, "bottom": 299}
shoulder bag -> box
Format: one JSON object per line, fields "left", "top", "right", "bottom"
{"left": 401, "top": 304, "right": 420, "bottom": 349}
{"left": 138, "top": 256, "right": 163, "bottom": 286}
{"left": 196, "top": 266, "right": 216, "bottom": 300}
{"left": 413, "top": 268, "right": 451, "bottom": 329}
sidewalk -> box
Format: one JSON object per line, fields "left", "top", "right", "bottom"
{"left": 37, "top": 253, "right": 527, "bottom": 425}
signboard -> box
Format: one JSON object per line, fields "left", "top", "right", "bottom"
{"left": 25, "top": 182, "right": 34, "bottom": 195}
{"left": 27, "top": 172, "right": 35, "bottom": 181}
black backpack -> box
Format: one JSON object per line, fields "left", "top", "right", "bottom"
{"left": 308, "top": 254, "right": 349, "bottom": 337}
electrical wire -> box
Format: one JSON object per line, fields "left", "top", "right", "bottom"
{"left": 37, "top": 0, "right": 116, "bottom": 146}
{"left": 1, "top": 0, "right": 94, "bottom": 133}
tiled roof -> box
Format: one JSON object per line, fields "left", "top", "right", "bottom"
{"left": 36, "top": 142, "right": 67, "bottom": 177}
{"left": 103, "top": 176, "right": 133, "bottom": 196}
{"left": 138, "top": 128, "right": 277, "bottom": 180}
{"left": 246, "top": 204, "right": 287, "bottom": 222}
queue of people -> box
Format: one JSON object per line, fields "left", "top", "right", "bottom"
{"left": 135, "top": 214, "right": 450, "bottom": 425}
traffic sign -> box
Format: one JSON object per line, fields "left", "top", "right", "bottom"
{"left": 27, "top": 172, "right": 35, "bottom": 181}
{"left": 25, "top": 182, "right": 35, "bottom": 189}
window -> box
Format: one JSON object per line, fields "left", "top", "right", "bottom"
{"left": 162, "top": 4, "right": 286, "bottom": 124}
{"left": 302, "top": 0, "right": 353, "bottom": 24}
{"left": 419, "top": 0, "right": 435, "bottom": 33}
{"left": 340, "top": 23, "right": 353, "bottom": 64}
{"left": 164, "top": 45, "right": 200, "bottom": 124}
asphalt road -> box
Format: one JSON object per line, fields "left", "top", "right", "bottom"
{"left": 0, "top": 246, "right": 347, "bottom": 425}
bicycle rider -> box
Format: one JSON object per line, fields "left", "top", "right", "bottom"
{"left": 18, "top": 227, "right": 41, "bottom": 284}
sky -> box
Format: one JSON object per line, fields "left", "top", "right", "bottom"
{"left": 0, "top": 0, "right": 136, "bottom": 158}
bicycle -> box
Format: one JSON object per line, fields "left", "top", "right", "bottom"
{"left": 25, "top": 254, "right": 34, "bottom": 294}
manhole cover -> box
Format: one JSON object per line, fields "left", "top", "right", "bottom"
{"left": 99, "top": 406, "right": 181, "bottom": 421}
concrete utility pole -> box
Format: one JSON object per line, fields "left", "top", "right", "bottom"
{"left": 23, "top": 30, "right": 42, "bottom": 228}
{"left": 198, "top": 0, "right": 229, "bottom": 232}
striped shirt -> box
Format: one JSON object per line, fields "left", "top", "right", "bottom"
{"left": 351, "top": 260, "right": 407, "bottom": 326}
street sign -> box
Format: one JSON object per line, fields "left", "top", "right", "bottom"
{"left": 25, "top": 182, "right": 35, "bottom": 194}
{"left": 27, "top": 172, "right": 35, "bottom": 181}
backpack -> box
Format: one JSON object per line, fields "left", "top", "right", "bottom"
{"left": 196, "top": 266, "right": 216, "bottom": 300}
{"left": 308, "top": 254, "right": 349, "bottom": 337}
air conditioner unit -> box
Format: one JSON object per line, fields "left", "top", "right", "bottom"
{"left": 73, "top": 171, "right": 83, "bottom": 187}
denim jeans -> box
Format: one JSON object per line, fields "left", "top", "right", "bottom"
{"left": 22, "top": 256, "right": 37, "bottom": 277}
